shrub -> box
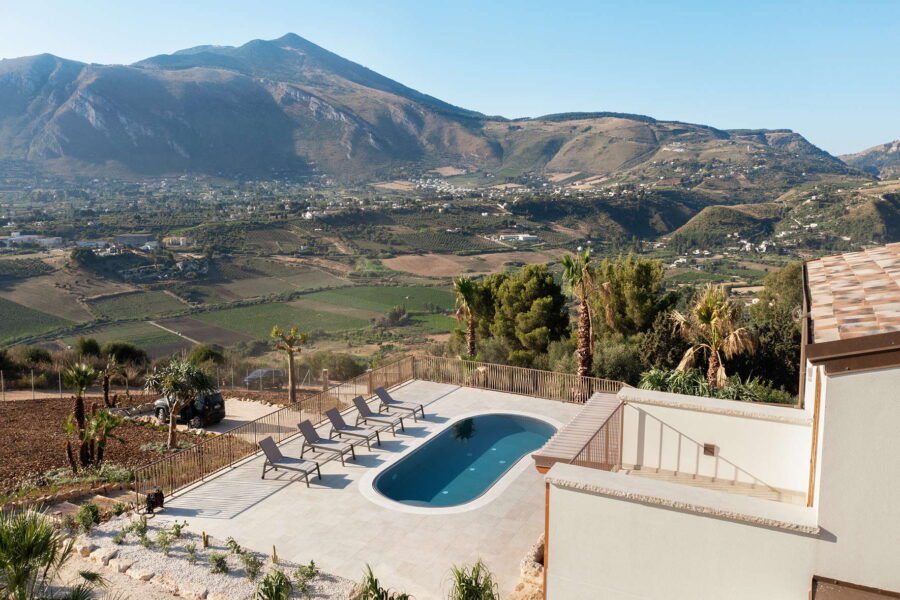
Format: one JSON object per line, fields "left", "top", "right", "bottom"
{"left": 592, "top": 337, "right": 644, "bottom": 385}
{"left": 354, "top": 565, "right": 411, "bottom": 600}
{"left": 448, "top": 560, "right": 499, "bottom": 600}
{"left": 112, "top": 528, "right": 127, "bottom": 545}
{"left": 638, "top": 368, "right": 797, "bottom": 404}
{"left": 241, "top": 552, "right": 264, "bottom": 581}
{"left": 256, "top": 569, "right": 293, "bottom": 600}
{"left": 156, "top": 530, "right": 174, "bottom": 556}
{"left": 109, "top": 501, "right": 128, "bottom": 516}
{"left": 225, "top": 536, "right": 243, "bottom": 554}
{"left": 209, "top": 552, "right": 229, "bottom": 574}
{"left": 75, "top": 502, "right": 101, "bottom": 533}
{"left": 169, "top": 520, "right": 189, "bottom": 538}
{"left": 129, "top": 515, "right": 149, "bottom": 537}
{"left": 294, "top": 560, "right": 319, "bottom": 598}
{"left": 185, "top": 542, "right": 198, "bottom": 565}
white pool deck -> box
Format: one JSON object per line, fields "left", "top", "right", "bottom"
{"left": 158, "top": 380, "right": 581, "bottom": 599}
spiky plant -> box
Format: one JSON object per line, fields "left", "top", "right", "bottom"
{"left": 62, "top": 363, "right": 99, "bottom": 470}
{"left": 354, "top": 566, "right": 412, "bottom": 600}
{"left": 447, "top": 560, "right": 499, "bottom": 600}
{"left": 453, "top": 277, "right": 478, "bottom": 359}
{"left": 671, "top": 284, "right": 757, "bottom": 389}
{"left": 0, "top": 508, "right": 75, "bottom": 600}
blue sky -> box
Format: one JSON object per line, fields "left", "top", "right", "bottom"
{"left": 1, "top": 0, "right": 897, "bottom": 155}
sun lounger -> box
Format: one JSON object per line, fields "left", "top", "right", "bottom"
{"left": 325, "top": 408, "right": 381, "bottom": 450}
{"left": 297, "top": 420, "right": 356, "bottom": 465}
{"left": 353, "top": 395, "right": 405, "bottom": 434}
{"left": 258, "top": 436, "right": 320, "bottom": 487}
{"left": 374, "top": 386, "right": 425, "bottom": 421}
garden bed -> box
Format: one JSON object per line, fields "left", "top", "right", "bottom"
{"left": 0, "top": 395, "right": 206, "bottom": 495}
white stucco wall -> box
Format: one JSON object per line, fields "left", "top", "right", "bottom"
{"left": 813, "top": 366, "right": 900, "bottom": 592}
{"left": 618, "top": 389, "right": 812, "bottom": 492}
{"left": 545, "top": 466, "right": 818, "bottom": 600}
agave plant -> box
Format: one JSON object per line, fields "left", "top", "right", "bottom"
{"left": 255, "top": 569, "right": 292, "bottom": 600}
{"left": 447, "top": 560, "right": 499, "bottom": 600}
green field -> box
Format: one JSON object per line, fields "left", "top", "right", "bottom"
{"left": 303, "top": 286, "right": 453, "bottom": 313}
{"left": 195, "top": 302, "right": 370, "bottom": 338}
{"left": 60, "top": 321, "right": 184, "bottom": 348}
{"left": 410, "top": 313, "right": 456, "bottom": 333}
{"left": 0, "top": 297, "right": 72, "bottom": 342}
{"left": 88, "top": 291, "right": 187, "bottom": 319}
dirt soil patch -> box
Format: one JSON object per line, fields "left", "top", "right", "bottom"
{"left": 382, "top": 251, "right": 561, "bottom": 277}
{"left": 0, "top": 396, "right": 205, "bottom": 494}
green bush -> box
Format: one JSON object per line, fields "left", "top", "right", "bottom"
{"left": 75, "top": 502, "right": 101, "bottom": 533}
{"left": 156, "top": 530, "right": 173, "bottom": 556}
{"left": 209, "top": 551, "right": 229, "bottom": 574}
{"left": 354, "top": 565, "right": 411, "bottom": 600}
{"left": 109, "top": 501, "right": 129, "bottom": 516}
{"left": 185, "top": 542, "right": 198, "bottom": 565}
{"left": 638, "top": 368, "right": 796, "bottom": 404}
{"left": 256, "top": 568, "right": 293, "bottom": 600}
{"left": 241, "top": 552, "right": 264, "bottom": 581}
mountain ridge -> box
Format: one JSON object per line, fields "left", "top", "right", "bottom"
{"left": 0, "top": 33, "right": 864, "bottom": 187}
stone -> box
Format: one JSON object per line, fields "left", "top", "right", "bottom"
{"left": 152, "top": 573, "right": 179, "bottom": 594}
{"left": 207, "top": 593, "right": 231, "bottom": 600}
{"left": 108, "top": 558, "right": 134, "bottom": 573}
{"left": 89, "top": 547, "right": 117, "bottom": 566}
{"left": 178, "top": 584, "right": 208, "bottom": 599}
{"left": 73, "top": 540, "right": 97, "bottom": 557}
{"left": 127, "top": 568, "right": 154, "bottom": 581}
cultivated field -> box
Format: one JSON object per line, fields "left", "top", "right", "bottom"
{"left": 381, "top": 250, "right": 561, "bottom": 277}
{"left": 303, "top": 285, "right": 453, "bottom": 312}
{"left": 0, "top": 297, "right": 72, "bottom": 342}
{"left": 154, "top": 316, "right": 254, "bottom": 346}
{"left": 194, "top": 301, "right": 370, "bottom": 339}
{"left": 58, "top": 321, "right": 190, "bottom": 356}
{"left": 87, "top": 290, "right": 188, "bottom": 319}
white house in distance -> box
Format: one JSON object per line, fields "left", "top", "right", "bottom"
{"left": 534, "top": 242, "right": 900, "bottom": 599}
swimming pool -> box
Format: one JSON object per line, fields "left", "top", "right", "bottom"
{"left": 373, "top": 413, "right": 556, "bottom": 508}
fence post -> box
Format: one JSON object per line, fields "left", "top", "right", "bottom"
{"left": 321, "top": 369, "right": 328, "bottom": 392}
{"left": 367, "top": 370, "right": 374, "bottom": 395}
{"left": 1, "top": 370, "right": 4, "bottom": 401}
{"left": 58, "top": 371, "right": 62, "bottom": 398}
{"left": 31, "top": 369, "right": 34, "bottom": 401}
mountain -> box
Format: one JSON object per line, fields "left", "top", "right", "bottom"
{"left": 0, "top": 33, "right": 863, "bottom": 187}
{"left": 841, "top": 141, "right": 900, "bottom": 179}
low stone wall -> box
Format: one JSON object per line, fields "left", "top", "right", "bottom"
{"left": 509, "top": 535, "right": 544, "bottom": 600}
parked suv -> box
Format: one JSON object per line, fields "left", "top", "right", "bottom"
{"left": 154, "top": 392, "right": 226, "bottom": 429}
{"left": 243, "top": 368, "right": 285, "bottom": 389}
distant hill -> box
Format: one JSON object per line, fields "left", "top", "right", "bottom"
{"left": 841, "top": 141, "right": 900, "bottom": 179}
{"left": 0, "top": 33, "right": 864, "bottom": 188}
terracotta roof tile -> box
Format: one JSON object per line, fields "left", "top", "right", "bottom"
{"left": 806, "top": 242, "right": 900, "bottom": 342}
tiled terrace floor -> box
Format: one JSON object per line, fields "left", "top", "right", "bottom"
{"left": 158, "top": 380, "right": 581, "bottom": 599}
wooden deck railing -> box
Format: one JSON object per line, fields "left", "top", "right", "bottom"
{"left": 569, "top": 402, "right": 624, "bottom": 471}
{"left": 413, "top": 355, "right": 628, "bottom": 403}
{"left": 132, "top": 356, "right": 416, "bottom": 499}
{"left": 133, "top": 355, "right": 627, "bottom": 501}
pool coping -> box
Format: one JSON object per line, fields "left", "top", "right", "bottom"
{"left": 357, "top": 409, "right": 564, "bottom": 515}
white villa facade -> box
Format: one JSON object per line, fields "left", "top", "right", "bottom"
{"left": 538, "top": 243, "right": 900, "bottom": 599}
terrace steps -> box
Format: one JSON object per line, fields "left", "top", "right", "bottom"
{"left": 618, "top": 465, "right": 807, "bottom": 505}
{"left": 532, "top": 392, "right": 622, "bottom": 471}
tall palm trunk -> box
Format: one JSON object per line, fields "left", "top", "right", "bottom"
{"left": 466, "top": 316, "right": 476, "bottom": 359}
{"left": 287, "top": 352, "right": 296, "bottom": 404}
{"left": 576, "top": 297, "right": 593, "bottom": 378}
{"left": 168, "top": 410, "right": 178, "bottom": 449}
{"left": 707, "top": 351, "right": 721, "bottom": 389}
{"left": 102, "top": 374, "right": 111, "bottom": 407}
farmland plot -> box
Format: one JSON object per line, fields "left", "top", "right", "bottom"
{"left": 88, "top": 290, "right": 188, "bottom": 320}
{"left": 0, "top": 297, "right": 72, "bottom": 342}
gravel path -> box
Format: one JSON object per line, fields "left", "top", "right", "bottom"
{"left": 81, "top": 514, "right": 356, "bottom": 599}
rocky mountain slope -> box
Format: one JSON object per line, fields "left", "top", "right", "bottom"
{"left": 0, "top": 33, "right": 864, "bottom": 186}
{"left": 841, "top": 141, "right": 900, "bottom": 179}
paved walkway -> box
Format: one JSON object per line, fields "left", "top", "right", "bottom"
{"left": 204, "top": 398, "right": 280, "bottom": 433}
{"left": 158, "top": 381, "right": 580, "bottom": 599}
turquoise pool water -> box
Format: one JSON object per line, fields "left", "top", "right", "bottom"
{"left": 373, "top": 413, "right": 556, "bottom": 507}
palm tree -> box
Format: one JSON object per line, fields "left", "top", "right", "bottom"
{"left": 453, "top": 277, "right": 478, "bottom": 359}
{"left": 561, "top": 249, "right": 595, "bottom": 379}
{"left": 144, "top": 358, "right": 216, "bottom": 449}
{"left": 271, "top": 326, "right": 307, "bottom": 405}
{"left": 63, "top": 363, "right": 98, "bottom": 471}
{"left": 0, "top": 508, "right": 104, "bottom": 600}
{"left": 671, "top": 284, "right": 757, "bottom": 389}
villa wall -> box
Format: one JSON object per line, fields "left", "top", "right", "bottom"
{"left": 813, "top": 366, "right": 900, "bottom": 593}
{"left": 618, "top": 388, "right": 812, "bottom": 492}
{"left": 545, "top": 464, "right": 818, "bottom": 600}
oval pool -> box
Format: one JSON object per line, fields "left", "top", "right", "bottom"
{"left": 373, "top": 413, "right": 556, "bottom": 508}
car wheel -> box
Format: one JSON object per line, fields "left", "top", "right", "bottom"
{"left": 189, "top": 416, "right": 203, "bottom": 430}
{"left": 155, "top": 408, "right": 167, "bottom": 423}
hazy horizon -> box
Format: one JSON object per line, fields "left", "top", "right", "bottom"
{"left": 1, "top": 0, "right": 897, "bottom": 155}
